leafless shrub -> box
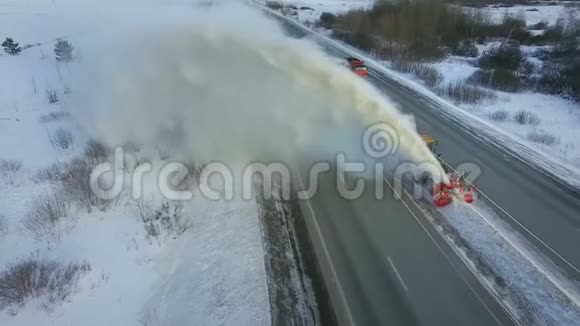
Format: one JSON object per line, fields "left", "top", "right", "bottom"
{"left": 174, "top": 162, "right": 206, "bottom": 191}
{"left": 527, "top": 132, "right": 557, "bottom": 146}
{"left": 32, "top": 162, "right": 66, "bottom": 183}
{"left": 436, "top": 82, "right": 496, "bottom": 104}
{"left": 45, "top": 89, "right": 58, "bottom": 104}
{"left": 50, "top": 128, "right": 74, "bottom": 150}
{"left": 0, "top": 159, "right": 22, "bottom": 173}
{"left": 490, "top": 110, "right": 508, "bottom": 121}
{"left": 136, "top": 200, "right": 160, "bottom": 239}
{"left": 467, "top": 69, "right": 522, "bottom": 92}
{"left": 414, "top": 65, "right": 443, "bottom": 88}
{"left": 513, "top": 110, "right": 540, "bottom": 125}
{"left": 136, "top": 200, "right": 191, "bottom": 240}
{"left": 265, "top": 0, "right": 284, "bottom": 10}
{"left": 0, "top": 258, "right": 90, "bottom": 309}
{"left": 84, "top": 139, "right": 110, "bottom": 160}
{"left": 39, "top": 111, "right": 70, "bottom": 123}
{"left": 157, "top": 148, "right": 172, "bottom": 160}
{"left": 22, "top": 194, "right": 68, "bottom": 240}
{"left": 59, "top": 158, "right": 113, "bottom": 212}
{"left": 391, "top": 60, "right": 443, "bottom": 88}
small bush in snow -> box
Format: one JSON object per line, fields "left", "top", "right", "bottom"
{"left": 84, "top": 139, "right": 110, "bottom": 160}
{"left": 33, "top": 162, "right": 66, "bottom": 183}
{"left": 174, "top": 161, "right": 206, "bottom": 191}
{"left": 46, "top": 89, "right": 59, "bottom": 104}
{"left": 414, "top": 65, "right": 443, "bottom": 88}
{"left": 479, "top": 44, "right": 523, "bottom": 71}
{"left": 537, "top": 61, "right": 580, "bottom": 100}
{"left": 513, "top": 110, "right": 540, "bottom": 125}
{"left": 51, "top": 128, "right": 74, "bottom": 150}
{"left": 467, "top": 69, "right": 521, "bottom": 93}
{"left": 22, "top": 194, "right": 68, "bottom": 240}
{"left": 136, "top": 200, "right": 191, "bottom": 240}
{"left": 332, "top": 30, "right": 378, "bottom": 51}
{"left": 435, "top": 82, "right": 496, "bottom": 104}
{"left": 451, "top": 40, "right": 478, "bottom": 58}
{"left": 391, "top": 60, "right": 442, "bottom": 88}
{"left": 0, "top": 258, "right": 90, "bottom": 309}
{"left": 2, "top": 37, "right": 22, "bottom": 55}
{"left": 54, "top": 39, "right": 73, "bottom": 62}
{"left": 59, "top": 158, "right": 114, "bottom": 212}
{"left": 0, "top": 159, "right": 22, "bottom": 174}
{"left": 489, "top": 110, "right": 508, "bottom": 121}
{"left": 319, "top": 12, "right": 337, "bottom": 28}
{"left": 527, "top": 132, "right": 557, "bottom": 146}
{"left": 530, "top": 21, "right": 548, "bottom": 30}
{"left": 265, "top": 0, "right": 284, "bottom": 10}
{"left": 39, "top": 111, "right": 71, "bottom": 123}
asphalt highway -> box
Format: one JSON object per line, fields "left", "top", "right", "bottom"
{"left": 270, "top": 12, "right": 580, "bottom": 326}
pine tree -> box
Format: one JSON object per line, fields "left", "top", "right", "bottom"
{"left": 54, "top": 39, "right": 73, "bottom": 62}
{"left": 2, "top": 37, "right": 22, "bottom": 55}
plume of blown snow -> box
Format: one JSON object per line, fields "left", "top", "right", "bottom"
{"left": 73, "top": 3, "right": 445, "bottom": 180}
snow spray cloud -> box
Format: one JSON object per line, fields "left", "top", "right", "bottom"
{"left": 79, "top": 3, "right": 446, "bottom": 182}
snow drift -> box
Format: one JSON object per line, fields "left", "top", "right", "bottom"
{"left": 75, "top": 3, "right": 445, "bottom": 180}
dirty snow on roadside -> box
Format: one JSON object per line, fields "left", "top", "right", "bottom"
{"left": 0, "top": 1, "right": 269, "bottom": 325}
{"left": 434, "top": 200, "right": 580, "bottom": 325}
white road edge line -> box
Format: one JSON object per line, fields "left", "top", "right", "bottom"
{"left": 296, "top": 177, "right": 356, "bottom": 326}
{"left": 386, "top": 256, "right": 408, "bottom": 293}
{"left": 434, "top": 156, "right": 580, "bottom": 305}
{"left": 437, "top": 151, "right": 580, "bottom": 277}
{"left": 384, "top": 177, "right": 509, "bottom": 326}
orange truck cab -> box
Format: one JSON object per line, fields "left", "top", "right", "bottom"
{"left": 346, "top": 57, "right": 368, "bottom": 78}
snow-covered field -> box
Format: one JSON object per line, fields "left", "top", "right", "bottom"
{"left": 0, "top": 1, "right": 271, "bottom": 325}
{"left": 474, "top": 3, "right": 575, "bottom": 26}
{"left": 427, "top": 56, "right": 580, "bottom": 168}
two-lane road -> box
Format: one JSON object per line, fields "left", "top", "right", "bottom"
{"left": 366, "top": 69, "right": 580, "bottom": 279}
{"left": 268, "top": 10, "right": 580, "bottom": 326}
{"left": 295, "top": 163, "right": 515, "bottom": 325}
{"left": 273, "top": 9, "right": 580, "bottom": 285}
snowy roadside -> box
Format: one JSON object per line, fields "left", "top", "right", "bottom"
{"left": 0, "top": 2, "right": 271, "bottom": 325}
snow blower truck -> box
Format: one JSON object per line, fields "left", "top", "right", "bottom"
{"left": 346, "top": 57, "right": 368, "bottom": 78}
{"left": 421, "top": 134, "right": 477, "bottom": 208}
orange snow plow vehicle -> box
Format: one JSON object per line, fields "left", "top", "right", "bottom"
{"left": 346, "top": 57, "right": 368, "bottom": 78}
{"left": 421, "top": 134, "right": 477, "bottom": 208}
